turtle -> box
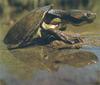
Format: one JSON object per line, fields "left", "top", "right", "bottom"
{"left": 4, "top": 5, "right": 96, "bottom": 49}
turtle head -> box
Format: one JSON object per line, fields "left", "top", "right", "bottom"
{"left": 63, "top": 10, "right": 96, "bottom": 26}
{"left": 41, "top": 9, "right": 96, "bottom": 30}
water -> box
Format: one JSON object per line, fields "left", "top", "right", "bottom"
{"left": 0, "top": 45, "right": 100, "bottom": 85}
{"left": 0, "top": 26, "right": 100, "bottom": 85}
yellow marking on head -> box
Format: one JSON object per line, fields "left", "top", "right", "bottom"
{"left": 41, "top": 18, "right": 61, "bottom": 30}
{"left": 51, "top": 18, "right": 61, "bottom": 24}
{"left": 42, "top": 22, "right": 59, "bottom": 30}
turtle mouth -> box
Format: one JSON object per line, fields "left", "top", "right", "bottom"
{"left": 84, "top": 12, "right": 96, "bottom": 23}
{"left": 87, "top": 19, "right": 94, "bottom": 23}
{"left": 87, "top": 14, "right": 96, "bottom": 23}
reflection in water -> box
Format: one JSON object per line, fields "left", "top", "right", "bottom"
{"left": 9, "top": 46, "right": 98, "bottom": 77}
{"left": 0, "top": 45, "right": 99, "bottom": 85}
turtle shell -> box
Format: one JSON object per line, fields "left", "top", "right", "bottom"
{"left": 4, "top": 5, "right": 52, "bottom": 49}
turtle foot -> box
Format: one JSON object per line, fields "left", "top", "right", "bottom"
{"left": 48, "top": 40, "right": 82, "bottom": 49}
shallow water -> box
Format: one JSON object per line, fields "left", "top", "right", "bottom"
{"left": 0, "top": 26, "right": 100, "bottom": 85}
{"left": 0, "top": 43, "right": 100, "bottom": 85}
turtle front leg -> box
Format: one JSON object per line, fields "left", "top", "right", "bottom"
{"left": 45, "top": 29, "right": 83, "bottom": 49}
{"left": 46, "top": 29, "right": 83, "bottom": 44}
{"left": 49, "top": 40, "right": 82, "bottom": 49}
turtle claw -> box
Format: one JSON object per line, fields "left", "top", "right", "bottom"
{"left": 65, "top": 37, "right": 83, "bottom": 44}
{"left": 71, "top": 43, "right": 82, "bottom": 49}
{"left": 48, "top": 40, "right": 83, "bottom": 49}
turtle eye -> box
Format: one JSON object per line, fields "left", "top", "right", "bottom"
{"left": 84, "top": 12, "right": 91, "bottom": 17}
{"left": 51, "top": 18, "right": 61, "bottom": 24}
{"left": 87, "top": 13, "right": 91, "bottom": 17}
